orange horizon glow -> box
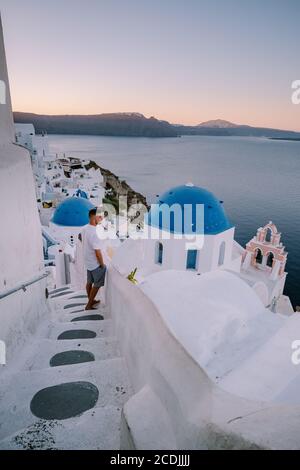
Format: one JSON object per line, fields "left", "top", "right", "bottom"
{"left": 11, "top": 100, "right": 300, "bottom": 133}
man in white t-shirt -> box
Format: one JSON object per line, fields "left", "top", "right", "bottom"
{"left": 81, "top": 208, "right": 107, "bottom": 310}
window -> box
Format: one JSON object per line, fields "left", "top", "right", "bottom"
{"left": 255, "top": 248, "right": 263, "bottom": 265}
{"left": 218, "top": 241, "right": 226, "bottom": 266}
{"left": 266, "top": 252, "right": 274, "bottom": 268}
{"left": 265, "top": 228, "right": 272, "bottom": 243}
{"left": 156, "top": 242, "right": 163, "bottom": 265}
{"left": 186, "top": 249, "right": 198, "bottom": 270}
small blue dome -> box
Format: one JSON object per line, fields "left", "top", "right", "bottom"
{"left": 52, "top": 197, "right": 95, "bottom": 227}
{"left": 147, "top": 184, "right": 232, "bottom": 235}
{"left": 74, "top": 189, "right": 88, "bottom": 199}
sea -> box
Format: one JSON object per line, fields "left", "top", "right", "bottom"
{"left": 48, "top": 134, "right": 300, "bottom": 308}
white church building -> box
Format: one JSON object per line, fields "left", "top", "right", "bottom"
{"left": 112, "top": 183, "right": 293, "bottom": 314}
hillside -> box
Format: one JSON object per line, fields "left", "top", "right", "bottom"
{"left": 13, "top": 112, "right": 300, "bottom": 140}
{"left": 176, "top": 123, "right": 300, "bottom": 139}
{"left": 13, "top": 112, "right": 178, "bottom": 138}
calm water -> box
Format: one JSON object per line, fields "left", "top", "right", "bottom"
{"left": 48, "top": 135, "right": 300, "bottom": 307}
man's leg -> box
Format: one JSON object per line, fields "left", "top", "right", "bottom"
{"left": 85, "top": 286, "right": 100, "bottom": 310}
{"left": 86, "top": 270, "right": 93, "bottom": 298}
{"left": 86, "top": 282, "right": 92, "bottom": 298}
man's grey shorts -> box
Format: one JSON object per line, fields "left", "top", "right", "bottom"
{"left": 87, "top": 265, "right": 107, "bottom": 288}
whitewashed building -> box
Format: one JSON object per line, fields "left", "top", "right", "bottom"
{"left": 0, "top": 17, "right": 48, "bottom": 365}
{"left": 112, "top": 183, "right": 293, "bottom": 314}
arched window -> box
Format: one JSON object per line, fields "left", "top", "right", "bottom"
{"left": 156, "top": 242, "right": 163, "bottom": 265}
{"left": 255, "top": 248, "right": 263, "bottom": 265}
{"left": 218, "top": 241, "right": 226, "bottom": 266}
{"left": 186, "top": 249, "right": 198, "bottom": 270}
{"left": 265, "top": 228, "right": 272, "bottom": 243}
{"left": 266, "top": 252, "right": 274, "bottom": 268}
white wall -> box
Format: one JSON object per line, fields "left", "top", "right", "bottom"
{"left": 0, "top": 19, "right": 47, "bottom": 369}
{"left": 0, "top": 18, "right": 14, "bottom": 144}
{"left": 113, "top": 225, "right": 236, "bottom": 276}
{"left": 270, "top": 274, "right": 286, "bottom": 302}
{"left": 0, "top": 145, "right": 48, "bottom": 367}
{"left": 252, "top": 281, "right": 269, "bottom": 306}
{"left": 106, "top": 265, "right": 300, "bottom": 449}
{"left": 49, "top": 222, "right": 82, "bottom": 244}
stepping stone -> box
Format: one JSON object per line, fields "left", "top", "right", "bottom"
{"left": 30, "top": 382, "right": 99, "bottom": 420}
{"left": 50, "top": 350, "right": 95, "bottom": 367}
{"left": 49, "top": 287, "right": 71, "bottom": 295}
{"left": 50, "top": 291, "right": 74, "bottom": 299}
{"left": 71, "top": 314, "right": 103, "bottom": 322}
{"left": 63, "top": 303, "right": 86, "bottom": 310}
{"left": 69, "top": 295, "right": 88, "bottom": 300}
{"left": 57, "top": 330, "right": 97, "bottom": 340}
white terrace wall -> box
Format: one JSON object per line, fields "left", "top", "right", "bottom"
{"left": 106, "top": 265, "right": 300, "bottom": 450}
{"left": 0, "top": 17, "right": 14, "bottom": 144}
{"left": 0, "top": 145, "right": 48, "bottom": 368}
{"left": 0, "top": 17, "right": 47, "bottom": 370}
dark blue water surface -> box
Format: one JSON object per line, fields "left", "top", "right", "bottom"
{"left": 49, "top": 135, "right": 300, "bottom": 308}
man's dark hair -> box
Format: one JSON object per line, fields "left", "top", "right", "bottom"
{"left": 89, "top": 208, "right": 97, "bottom": 218}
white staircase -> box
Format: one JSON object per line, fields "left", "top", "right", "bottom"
{"left": 0, "top": 287, "right": 133, "bottom": 450}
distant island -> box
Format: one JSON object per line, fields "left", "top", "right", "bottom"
{"left": 175, "top": 119, "right": 300, "bottom": 139}
{"left": 13, "top": 112, "right": 300, "bottom": 140}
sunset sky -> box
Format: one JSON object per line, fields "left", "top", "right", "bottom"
{"left": 0, "top": 0, "right": 299, "bottom": 130}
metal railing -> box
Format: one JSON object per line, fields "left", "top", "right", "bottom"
{"left": 0, "top": 272, "right": 49, "bottom": 300}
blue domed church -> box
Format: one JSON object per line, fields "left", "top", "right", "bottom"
{"left": 143, "top": 183, "right": 239, "bottom": 274}
{"left": 52, "top": 197, "right": 94, "bottom": 227}
{"left": 50, "top": 196, "right": 95, "bottom": 243}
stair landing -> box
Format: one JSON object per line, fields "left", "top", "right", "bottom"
{"left": 0, "top": 289, "right": 132, "bottom": 450}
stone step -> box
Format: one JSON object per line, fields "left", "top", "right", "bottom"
{"left": 47, "top": 319, "right": 114, "bottom": 340}
{"left": 49, "top": 290, "right": 94, "bottom": 306}
{"left": 49, "top": 290, "right": 77, "bottom": 299}
{"left": 48, "top": 285, "right": 73, "bottom": 296}
{"left": 0, "top": 358, "right": 132, "bottom": 441}
{"left": 59, "top": 312, "right": 105, "bottom": 323}
{"left": 0, "top": 405, "right": 122, "bottom": 450}
{"left": 51, "top": 299, "right": 110, "bottom": 319}
{"left": 58, "top": 305, "right": 110, "bottom": 323}
{"left": 21, "top": 337, "right": 120, "bottom": 371}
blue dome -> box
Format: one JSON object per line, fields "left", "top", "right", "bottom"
{"left": 147, "top": 184, "right": 232, "bottom": 235}
{"left": 74, "top": 189, "right": 88, "bottom": 199}
{"left": 52, "top": 197, "right": 95, "bottom": 227}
